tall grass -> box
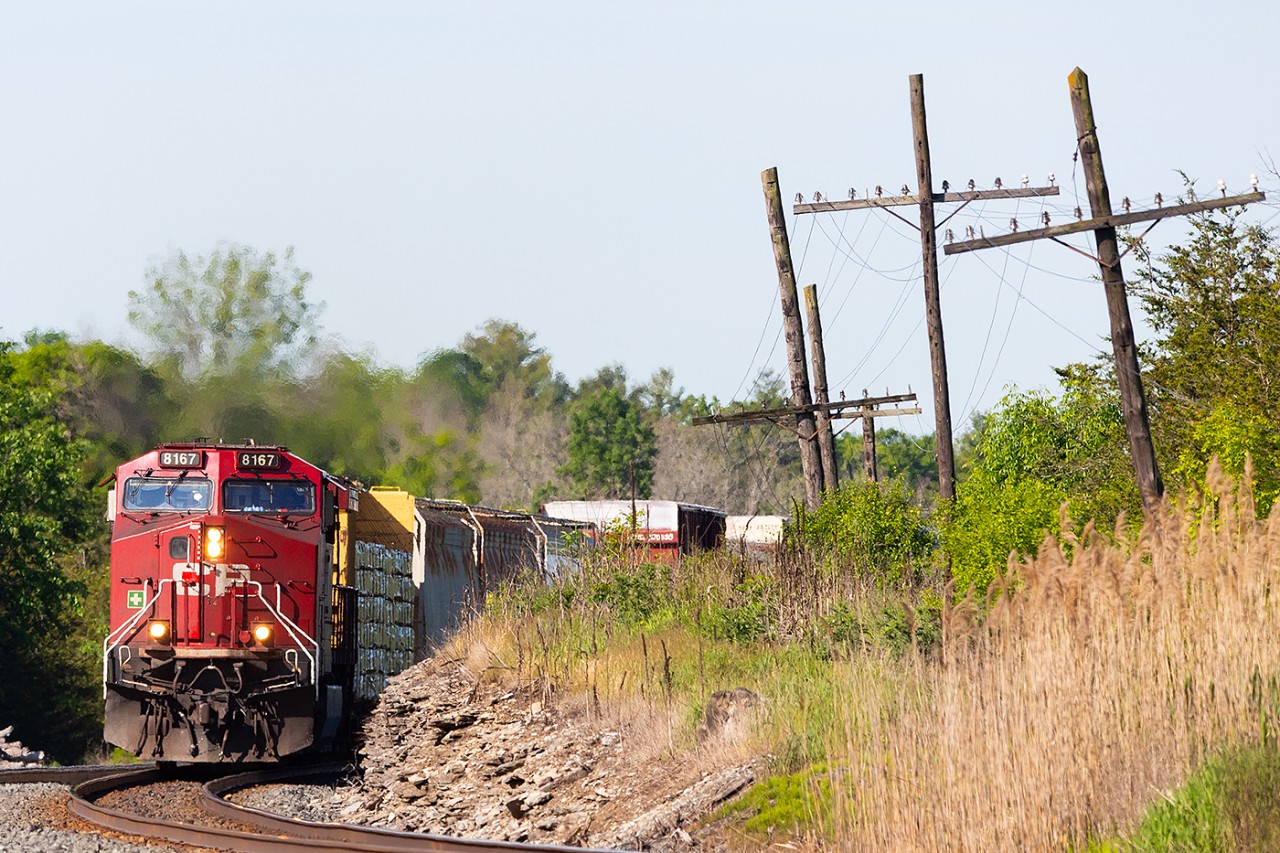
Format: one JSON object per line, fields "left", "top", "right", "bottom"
{"left": 440, "top": 462, "right": 1280, "bottom": 848}
{"left": 444, "top": 542, "right": 936, "bottom": 776}
{"left": 829, "top": 461, "right": 1280, "bottom": 849}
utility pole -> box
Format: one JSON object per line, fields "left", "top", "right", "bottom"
{"left": 944, "top": 67, "right": 1263, "bottom": 516}
{"left": 861, "top": 391, "right": 878, "bottom": 482}
{"left": 762, "top": 167, "right": 824, "bottom": 507}
{"left": 1069, "top": 68, "right": 1160, "bottom": 513}
{"left": 792, "top": 74, "right": 1059, "bottom": 502}
{"left": 803, "top": 284, "right": 839, "bottom": 491}
{"left": 909, "top": 74, "right": 954, "bottom": 502}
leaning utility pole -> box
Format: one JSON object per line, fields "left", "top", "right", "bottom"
{"left": 762, "top": 167, "right": 825, "bottom": 507}
{"left": 793, "top": 74, "right": 1059, "bottom": 503}
{"left": 803, "top": 284, "right": 839, "bottom": 491}
{"left": 944, "top": 67, "right": 1264, "bottom": 516}
{"left": 909, "top": 74, "right": 954, "bottom": 502}
{"left": 1069, "top": 68, "right": 1160, "bottom": 512}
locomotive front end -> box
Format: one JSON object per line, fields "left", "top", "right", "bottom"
{"left": 103, "top": 445, "right": 328, "bottom": 762}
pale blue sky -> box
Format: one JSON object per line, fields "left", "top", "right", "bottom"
{"left": 3, "top": 2, "right": 1278, "bottom": 431}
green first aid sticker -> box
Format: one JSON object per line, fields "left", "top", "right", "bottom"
{"left": 127, "top": 590, "right": 144, "bottom": 608}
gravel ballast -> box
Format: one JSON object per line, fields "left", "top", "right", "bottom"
{"left": 0, "top": 782, "right": 186, "bottom": 853}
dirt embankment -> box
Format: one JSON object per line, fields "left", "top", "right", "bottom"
{"left": 317, "top": 657, "right": 764, "bottom": 850}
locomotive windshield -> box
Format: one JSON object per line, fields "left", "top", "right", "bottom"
{"left": 224, "top": 479, "right": 316, "bottom": 514}
{"left": 122, "top": 477, "right": 213, "bottom": 511}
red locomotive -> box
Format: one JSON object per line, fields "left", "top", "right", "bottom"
{"left": 103, "top": 442, "right": 369, "bottom": 762}
{"left": 103, "top": 442, "right": 601, "bottom": 763}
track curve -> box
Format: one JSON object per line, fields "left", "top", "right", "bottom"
{"left": 68, "top": 764, "right": 620, "bottom": 852}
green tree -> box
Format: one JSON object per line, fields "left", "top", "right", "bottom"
{"left": 637, "top": 367, "right": 685, "bottom": 417}
{"left": 459, "top": 319, "right": 567, "bottom": 406}
{"left": 9, "top": 332, "right": 168, "bottom": 481}
{"left": 128, "top": 243, "right": 322, "bottom": 380}
{"left": 941, "top": 380, "right": 1137, "bottom": 595}
{"left": 0, "top": 342, "right": 102, "bottom": 760}
{"left": 837, "top": 428, "right": 940, "bottom": 498}
{"left": 1133, "top": 204, "right": 1280, "bottom": 510}
{"left": 277, "top": 350, "right": 393, "bottom": 484}
{"left": 794, "top": 478, "right": 934, "bottom": 586}
{"left": 413, "top": 348, "right": 489, "bottom": 425}
{"left": 560, "top": 378, "right": 657, "bottom": 499}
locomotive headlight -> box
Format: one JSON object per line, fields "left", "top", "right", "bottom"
{"left": 148, "top": 620, "right": 170, "bottom": 643}
{"left": 204, "top": 526, "right": 226, "bottom": 560}
{"left": 251, "top": 622, "right": 274, "bottom": 645}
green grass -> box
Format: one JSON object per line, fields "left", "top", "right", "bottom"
{"left": 715, "top": 762, "right": 833, "bottom": 836}
{"left": 479, "top": 552, "right": 935, "bottom": 774}
{"left": 1095, "top": 745, "right": 1280, "bottom": 851}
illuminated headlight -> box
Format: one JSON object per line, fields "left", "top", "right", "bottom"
{"left": 148, "top": 620, "right": 170, "bottom": 643}
{"left": 252, "top": 623, "right": 274, "bottom": 645}
{"left": 204, "top": 526, "right": 226, "bottom": 560}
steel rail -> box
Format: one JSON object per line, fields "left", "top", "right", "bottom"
{"left": 68, "top": 764, "right": 622, "bottom": 853}
{"left": 0, "top": 763, "right": 155, "bottom": 785}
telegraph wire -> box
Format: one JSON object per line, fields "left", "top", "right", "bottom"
{"left": 963, "top": 213, "right": 1040, "bottom": 423}
{"left": 821, "top": 213, "right": 892, "bottom": 328}
{"left": 957, "top": 199, "right": 1019, "bottom": 422}
{"left": 731, "top": 213, "right": 817, "bottom": 404}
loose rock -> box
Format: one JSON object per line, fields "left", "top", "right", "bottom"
{"left": 305, "top": 657, "right": 766, "bottom": 848}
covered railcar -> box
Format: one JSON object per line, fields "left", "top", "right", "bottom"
{"left": 540, "top": 499, "right": 725, "bottom": 563}
{"left": 409, "top": 500, "right": 593, "bottom": 656}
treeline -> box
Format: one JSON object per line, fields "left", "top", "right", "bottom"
{"left": 19, "top": 244, "right": 839, "bottom": 516}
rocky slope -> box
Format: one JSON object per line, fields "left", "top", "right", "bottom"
{"left": 311, "top": 656, "right": 764, "bottom": 850}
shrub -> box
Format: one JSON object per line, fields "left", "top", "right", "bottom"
{"left": 825, "top": 597, "right": 941, "bottom": 657}
{"left": 588, "top": 562, "right": 672, "bottom": 627}
{"left": 1122, "top": 745, "right": 1280, "bottom": 852}
{"left": 940, "top": 476, "right": 1064, "bottom": 596}
{"left": 792, "top": 480, "right": 934, "bottom": 586}
{"left": 717, "top": 763, "right": 833, "bottom": 836}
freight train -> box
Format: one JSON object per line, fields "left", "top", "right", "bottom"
{"left": 102, "top": 442, "right": 589, "bottom": 763}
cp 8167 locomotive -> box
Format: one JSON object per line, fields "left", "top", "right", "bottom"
{"left": 104, "top": 442, "right": 593, "bottom": 762}
{"left": 103, "top": 442, "right": 385, "bottom": 762}
{"left": 104, "top": 442, "right": 597, "bottom": 763}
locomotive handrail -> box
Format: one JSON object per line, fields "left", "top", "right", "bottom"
{"left": 244, "top": 580, "right": 321, "bottom": 700}
{"left": 103, "top": 577, "right": 320, "bottom": 701}
{"left": 102, "top": 578, "right": 176, "bottom": 697}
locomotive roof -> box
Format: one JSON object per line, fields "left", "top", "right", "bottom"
{"left": 155, "top": 441, "right": 291, "bottom": 451}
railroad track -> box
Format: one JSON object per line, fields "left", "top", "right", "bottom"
{"left": 0, "top": 762, "right": 155, "bottom": 784}
{"left": 61, "top": 763, "right": 620, "bottom": 853}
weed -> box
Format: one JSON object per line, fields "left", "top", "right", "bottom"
{"left": 717, "top": 762, "right": 833, "bottom": 836}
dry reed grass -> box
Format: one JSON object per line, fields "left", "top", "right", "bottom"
{"left": 828, "top": 460, "right": 1280, "bottom": 850}
{"left": 438, "top": 465, "right": 1278, "bottom": 848}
